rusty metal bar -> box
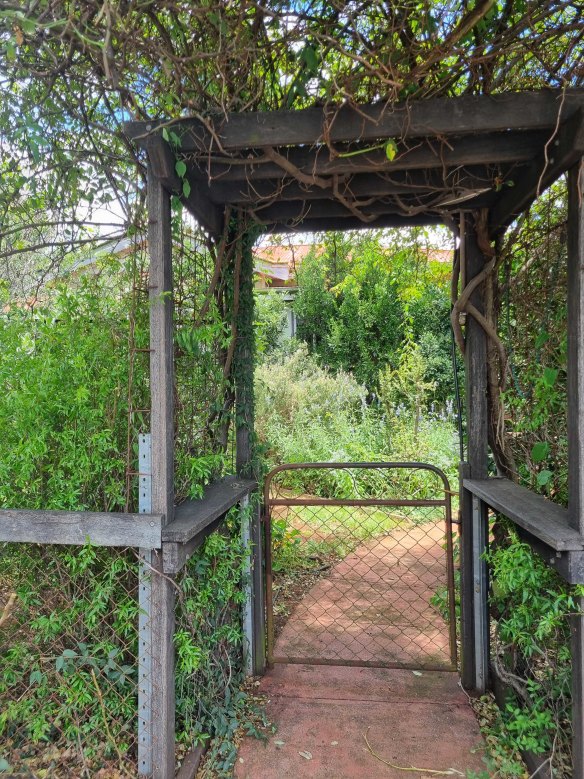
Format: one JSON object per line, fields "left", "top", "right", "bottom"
{"left": 444, "top": 489, "right": 458, "bottom": 668}
{"left": 268, "top": 498, "right": 446, "bottom": 507}
{"left": 263, "top": 506, "right": 275, "bottom": 668}
{"left": 264, "top": 460, "right": 454, "bottom": 507}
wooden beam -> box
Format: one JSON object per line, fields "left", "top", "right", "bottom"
{"left": 145, "top": 135, "right": 181, "bottom": 191}
{"left": 463, "top": 217, "right": 489, "bottom": 482}
{"left": 163, "top": 514, "right": 226, "bottom": 576}
{"left": 234, "top": 228, "right": 256, "bottom": 481}
{"left": 162, "top": 477, "right": 256, "bottom": 543}
{"left": 124, "top": 90, "right": 584, "bottom": 151}
{"left": 0, "top": 509, "right": 162, "bottom": 547}
{"left": 267, "top": 212, "right": 447, "bottom": 234}
{"left": 233, "top": 227, "right": 266, "bottom": 675}
{"left": 145, "top": 135, "right": 224, "bottom": 237}
{"left": 510, "top": 528, "right": 584, "bottom": 585}
{"left": 568, "top": 159, "right": 584, "bottom": 535}
{"left": 252, "top": 192, "right": 495, "bottom": 225}
{"left": 147, "top": 170, "right": 176, "bottom": 779}
{"left": 194, "top": 131, "right": 546, "bottom": 183}
{"left": 490, "top": 109, "right": 584, "bottom": 235}
{"left": 175, "top": 746, "right": 205, "bottom": 779}
{"left": 567, "top": 157, "right": 584, "bottom": 779}
{"left": 460, "top": 214, "right": 489, "bottom": 695}
{"left": 208, "top": 167, "right": 509, "bottom": 205}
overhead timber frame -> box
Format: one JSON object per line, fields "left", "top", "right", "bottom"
{"left": 123, "top": 88, "right": 584, "bottom": 777}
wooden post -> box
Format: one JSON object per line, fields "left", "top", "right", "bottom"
{"left": 234, "top": 224, "right": 266, "bottom": 675}
{"left": 460, "top": 212, "right": 490, "bottom": 693}
{"left": 567, "top": 158, "right": 584, "bottom": 777}
{"left": 147, "top": 168, "right": 175, "bottom": 778}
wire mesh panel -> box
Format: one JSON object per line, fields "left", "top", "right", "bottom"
{"left": 264, "top": 462, "right": 457, "bottom": 671}
{"left": 0, "top": 544, "right": 143, "bottom": 776}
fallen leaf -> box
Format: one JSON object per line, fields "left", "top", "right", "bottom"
{"left": 331, "top": 741, "right": 338, "bottom": 746}
{"left": 299, "top": 751, "right": 313, "bottom": 760}
{"left": 412, "top": 670, "right": 423, "bottom": 676}
{"left": 274, "top": 740, "right": 286, "bottom": 748}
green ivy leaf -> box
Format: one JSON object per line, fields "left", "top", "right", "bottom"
{"left": 162, "top": 127, "right": 170, "bottom": 142}
{"left": 531, "top": 441, "right": 550, "bottom": 463}
{"left": 542, "top": 367, "right": 559, "bottom": 387}
{"left": 62, "top": 648, "right": 77, "bottom": 658}
{"left": 300, "top": 45, "right": 318, "bottom": 74}
{"left": 29, "top": 670, "right": 43, "bottom": 685}
{"left": 534, "top": 330, "right": 549, "bottom": 349}
{"left": 182, "top": 179, "right": 191, "bottom": 198}
{"left": 175, "top": 159, "right": 187, "bottom": 178}
{"left": 537, "top": 469, "right": 553, "bottom": 486}
{"left": 21, "top": 17, "right": 36, "bottom": 35}
{"left": 385, "top": 139, "right": 398, "bottom": 161}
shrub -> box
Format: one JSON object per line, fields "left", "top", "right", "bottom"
{"left": 0, "top": 260, "right": 258, "bottom": 775}
{"left": 255, "top": 344, "right": 459, "bottom": 496}
{"left": 254, "top": 290, "right": 288, "bottom": 359}
{"left": 0, "top": 276, "right": 132, "bottom": 512}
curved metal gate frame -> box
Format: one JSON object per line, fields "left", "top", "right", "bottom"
{"left": 263, "top": 461, "right": 458, "bottom": 671}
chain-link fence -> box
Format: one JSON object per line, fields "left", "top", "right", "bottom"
{"left": 0, "top": 510, "right": 254, "bottom": 777}
{"left": 0, "top": 544, "right": 142, "bottom": 776}
{"left": 264, "top": 462, "right": 457, "bottom": 671}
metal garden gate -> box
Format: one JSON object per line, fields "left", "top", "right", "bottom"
{"left": 264, "top": 462, "right": 457, "bottom": 671}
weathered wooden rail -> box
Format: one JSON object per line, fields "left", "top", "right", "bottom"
{"left": 0, "top": 508, "right": 164, "bottom": 548}
{"left": 162, "top": 477, "right": 256, "bottom": 574}
{"left": 0, "top": 476, "right": 255, "bottom": 560}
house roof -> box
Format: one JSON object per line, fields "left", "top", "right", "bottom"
{"left": 253, "top": 244, "right": 316, "bottom": 287}
{"left": 253, "top": 242, "right": 452, "bottom": 287}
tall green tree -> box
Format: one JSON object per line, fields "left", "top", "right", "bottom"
{"left": 293, "top": 229, "right": 453, "bottom": 397}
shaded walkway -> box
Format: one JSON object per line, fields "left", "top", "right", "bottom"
{"left": 237, "top": 520, "right": 485, "bottom": 777}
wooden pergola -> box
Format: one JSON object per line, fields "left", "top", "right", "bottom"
{"left": 125, "top": 89, "right": 584, "bottom": 239}
{"left": 126, "top": 88, "right": 584, "bottom": 776}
